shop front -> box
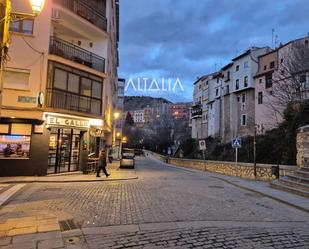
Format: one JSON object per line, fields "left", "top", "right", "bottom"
{"left": 44, "top": 112, "right": 104, "bottom": 174}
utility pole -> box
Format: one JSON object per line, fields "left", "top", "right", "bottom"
{"left": 253, "top": 125, "right": 257, "bottom": 179}
{"left": 0, "top": 0, "right": 11, "bottom": 118}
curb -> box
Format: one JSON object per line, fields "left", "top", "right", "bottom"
{"left": 0, "top": 176, "right": 138, "bottom": 184}
{"left": 210, "top": 176, "right": 309, "bottom": 213}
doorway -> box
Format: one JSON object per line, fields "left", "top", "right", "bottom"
{"left": 48, "top": 128, "right": 81, "bottom": 174}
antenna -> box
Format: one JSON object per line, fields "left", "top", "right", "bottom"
{"left": 272, "top": 28, "right": 275, "bottom": 49}
{"left": 275, "top": 35, "right": 279, "bottom": 48}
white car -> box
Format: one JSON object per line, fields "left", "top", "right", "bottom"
{"left": 120, "top": 149, "right": 135, "bottom": 169}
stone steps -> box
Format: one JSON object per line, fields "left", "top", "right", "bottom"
{"left": 293, "top": 169, "right": 309, "bottom": 178}
{"left": 270, "top": 165, "right": 309, "bottom": 198}
{"left": 279, "top": 178, "right": 309, "bottom": 191}
{"left": 270, "top": 180, "right": 309, "bottom": 198}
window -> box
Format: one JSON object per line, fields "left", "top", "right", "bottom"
{"left": 242, "top": 93, "right": 246, "bottom": 103}
{"left": 227, "top": 71, "right": 230, "bottom": 80}
{"left": 258, "top": 92, "right": 263, "bottom": 104}
{"left": 235, "top": 79, "right": 239, "bottom": 90}
{"left": 265, "top": 73, "right": 273, "bottom": 88}
{"left": 10, "top": 19, "right": 34, "bottom": 34}
{"left": 0, "top": 135, "right": 31, "bottom": 159}
{"left": 264, "top": 65, "right": 267, "bottom": 71}
{"left": 68, "top": 73, "right": 80, "bottom": 93}
{"left": 92, "top": 81, "right": 102, "bottom": 99}
{"left": 280, "top": 59, "right": 284, "bottom": 64}
{"left": 259, "top": 78, "right": 263, "bottom": 83}
{"left": 244, "top": 76, "right": 248, "bottom": 87}
{"left": 216, "top": 88, "right": 219, "bottom": 96}
{"left": 237, "top": 96, "right": 240, "bottom": 102}
{"left": 81, "top": 78, "right": 92, "bottom": 96}
{"left": 305, "top": 40, "right": 308, "bottom": 45}
{"left": 236, "top": 65, "right": 240, "bottom": 72}
{"left": 241, "top": 114, "right": 247, "bottom": 126}
{"left": 226, "top": 85, "right": 230, "bottom": 94}
{"left": 54, "top": 69, "right": 67, "bottom": 90}
{"left": 199, "top": 84, "right": 202, "bottom": 90}
{"left": 244, "top": 61, "right": 249, "bottom": 68}
{"left": 3, "top": 69, "right": 30, "bottom": 90}
{"left": 269, "top": 61, "right": 275, "bottom": 69}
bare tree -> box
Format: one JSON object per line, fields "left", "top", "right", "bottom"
{"left": 270, "top": 40, "right": 309, "bottom": 114}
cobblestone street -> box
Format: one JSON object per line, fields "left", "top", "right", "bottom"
{"left": 0, "top": 156, "right": 308, "bottom": 248}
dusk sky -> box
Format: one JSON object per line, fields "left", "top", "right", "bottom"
{"left": 119, "top": 0, "right": 309, "bottom": 103}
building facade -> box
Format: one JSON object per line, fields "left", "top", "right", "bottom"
{"left": 0, "top": 0, "right": 119, "bottom": 176}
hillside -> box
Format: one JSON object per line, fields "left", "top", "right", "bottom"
{"left": 124, "top": 96, "right": 172, "bottom": 111}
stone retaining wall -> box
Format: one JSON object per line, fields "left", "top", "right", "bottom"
{"left": 146, "top": 151, "right": 296, "bottom": 182}
{"left": 297, "top": 125, "right": 309, "bottom": 167}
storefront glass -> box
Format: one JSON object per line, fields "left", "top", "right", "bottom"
{"left": 0, "top": 135, "right": 31, "bottom": 159}
{"left": 48, "top": 128, "right": 81, "bottom": 174}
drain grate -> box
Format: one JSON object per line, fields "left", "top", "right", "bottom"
{"left": 59, "top": 219, "right": 79, "bottom": 232}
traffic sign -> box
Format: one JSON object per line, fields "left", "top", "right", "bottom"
{"left": 232, "top": 138, "right": 241, "bottom": 148}
{"left": 199, "top": 140, "right": 206, "bottom": 151}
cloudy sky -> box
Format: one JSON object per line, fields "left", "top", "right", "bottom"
{"left": 118, "top": 0, "right": 309, "bottom": 103}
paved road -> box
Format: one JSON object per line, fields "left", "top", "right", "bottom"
{"left": 0, "top": 156, "right": 309, "bottom": 248}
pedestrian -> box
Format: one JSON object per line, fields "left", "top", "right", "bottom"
{"left": 96, "top": 149, "right": 110, "bottom": 178}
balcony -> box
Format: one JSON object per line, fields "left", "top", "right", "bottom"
{"left": 49, "top": 36, "right": 105, "bottom": 73}
{"left": 54, "top": 0, "right": 107, "bottom": 32}
{"left": 46, "top": 89, "right": 102, "bottom": 116}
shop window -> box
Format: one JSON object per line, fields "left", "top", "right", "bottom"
{"left": 3, "top": 69, "right": 30, "bottom": 90}
{"left": 0, "top": 135, "right": 31, "bottom": 159}
{"left": 54, "top": 68, "right": 67, "bottom": 90}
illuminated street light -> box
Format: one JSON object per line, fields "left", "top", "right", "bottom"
{"left": 116, "top": 132, "right": 120, "bottom": 137}
{"left": 114, "top": 112, "right": 120, "bottom": 120}
{"left": 30, "top": 0, "right": 45, "bottom": 15}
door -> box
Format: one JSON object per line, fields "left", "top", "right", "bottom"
{"left": 48, "top": 128, "right": 81, "bottom": 174}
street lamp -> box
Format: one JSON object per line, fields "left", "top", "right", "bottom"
{"left": 29, "top": 0, "right": 45, "bottom": 15}
{"left": 114, "top": 112, "right": 120, "bottom": 120}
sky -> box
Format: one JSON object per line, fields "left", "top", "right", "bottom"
{"left": 118, "top": 0, "right": 309, "bottom": 103}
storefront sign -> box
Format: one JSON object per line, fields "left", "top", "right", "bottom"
{"left": 18, "top": 96, "right": 37, "bottom": 104}
{"left": 46, "top": 115, "right": 89, "bottom": 129}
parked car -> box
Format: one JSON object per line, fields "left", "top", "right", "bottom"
{"left": 134, "top": 149, "right": 144, "bottom": 156}
{"left": 120, "top": 148, "right": 135, "bottom": 169}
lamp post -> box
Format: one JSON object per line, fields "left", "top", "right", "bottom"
{"left": 113, "top": 111, "right": 120, "bottom": 158}
{"left": 0, "top": 0, "right": 45, "bottom": 117}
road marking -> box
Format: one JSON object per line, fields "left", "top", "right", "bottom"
{"left": 0, "top": 184, "right": 26, "bottom": 207}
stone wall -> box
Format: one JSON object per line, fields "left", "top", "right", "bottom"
{"left": 146, "top": 151, "right": 296, "bottom": 182}
{"left": 297, "top": 125, "right": 309, "bottom": 167}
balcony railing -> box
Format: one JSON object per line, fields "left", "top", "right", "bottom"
{"left": 49, "top": 36, "right": 105, "bottom": 73}
{"left": 54, "top": 0, "right": 107, "bottom": 32}
{"left": 46, "top": 89, "right": 102, "bottom": 116}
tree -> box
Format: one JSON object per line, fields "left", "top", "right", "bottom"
{"left": 125, "top": 112, "right": 134, "bottom": 126}
{"left": 270, "top": 40, "right": 309, "bottom": 116}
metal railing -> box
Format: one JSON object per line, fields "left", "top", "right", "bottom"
{"left": 54, "top": 0, "right": 107, "bottom": 32}
{"left": 49, "top": 36, "right": 105, "bottom": 73}
{"left": 46, "top": 89, "right": 102, "bottom": 116}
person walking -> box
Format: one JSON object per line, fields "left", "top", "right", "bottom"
{"left": 96, "top": 149, "right": 110, "bottom": 177}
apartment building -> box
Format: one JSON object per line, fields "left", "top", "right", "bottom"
{"left": 255, "top": 36, "right": 309, "bottom": 133}
{"left": 133, "top": 110, "right": 145, "bottom": 124}
{"left": 191, "top": 47, "right": 270, "bottom": 143}
{"left": 169, "top": 103, "right": 191, "bottom": 120}
{"left": 191, "top": 76, "right": 207, "bottom": 139}
{"left": 0, "top": 0, "right": 119, "bottom": 176}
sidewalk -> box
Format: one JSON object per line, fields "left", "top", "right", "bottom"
{"left": 0, "top": 162, "right": 137, "bottom": 184}
{"left": 149, "top": 154, "right": 309, "bottom": 213}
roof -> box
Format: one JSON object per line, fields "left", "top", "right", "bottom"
{"left": 232, "top": 46, "right": 264, "bottom": 61}
{"left": 193, "top": 72, "right": 218, "bottom": 85}
{"left": 221, "top": 62, "right": 234, "bottom": 71}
